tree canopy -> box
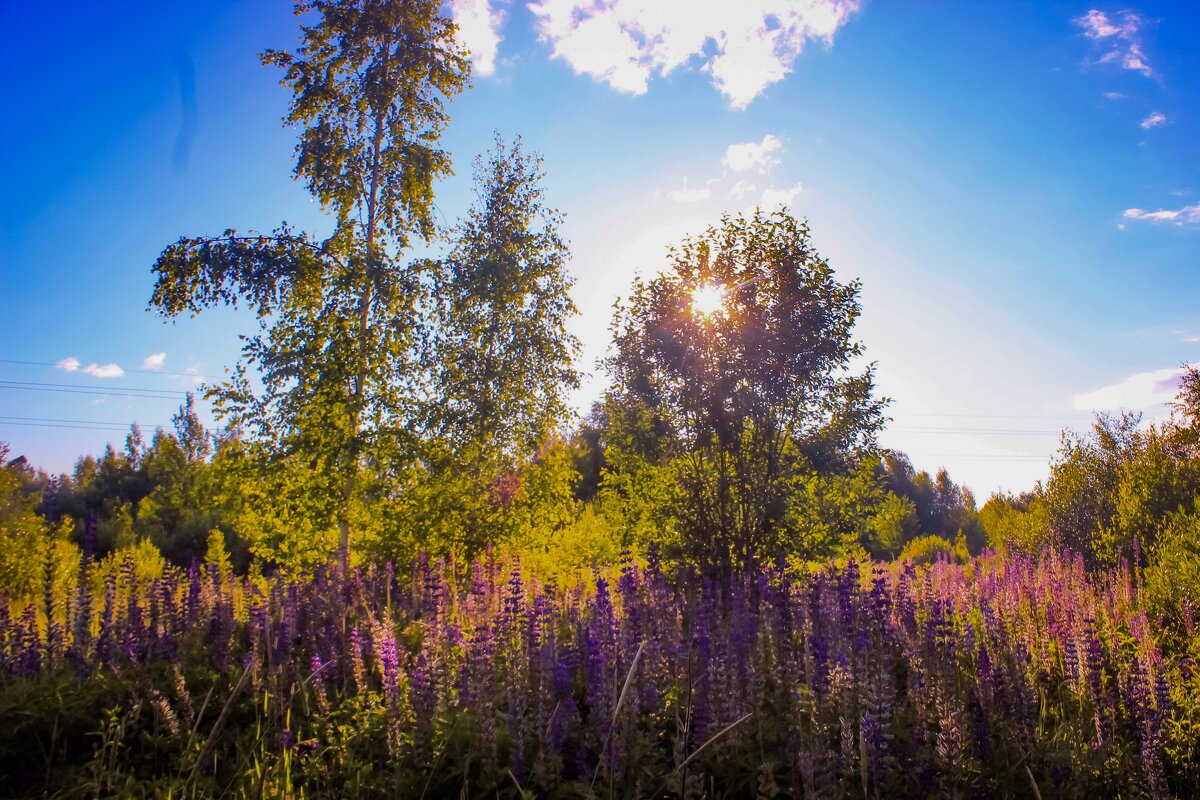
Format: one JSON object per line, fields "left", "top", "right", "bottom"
{"left": 149, "top": 0, "right": 471, "bottom": 563}
{"left": 604, "top": 209, "right": 886, "bottom": 571}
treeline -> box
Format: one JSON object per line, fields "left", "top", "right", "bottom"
{"left": 5, "top": 363, "right": 1198, "bottom": 589}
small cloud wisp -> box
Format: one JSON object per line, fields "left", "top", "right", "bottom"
{"left": 1140, "top": 111, "right": 1166, "bottom": 129}
{"left": 1074, "top": 9, "right": 1153, "bottom": 77}
{"left": 1122, "top": 203, "right": 1200, "bottom": 226}
{"left": 723, "top": 134, "right": 783, "bottom": 174}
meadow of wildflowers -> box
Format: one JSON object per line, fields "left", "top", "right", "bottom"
{"left": 1, "top": 545, "right": 1198, "bottom": 798}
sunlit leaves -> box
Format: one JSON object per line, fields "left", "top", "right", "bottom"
{"left": 148, "top": 0, "right": 473, "bottom": 557}
{"left": 604, "top": 209, "right": 886, "bottom": 570}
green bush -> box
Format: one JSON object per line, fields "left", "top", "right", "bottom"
{"left": 899, "top": 534, "right": 963, "bottom": 565}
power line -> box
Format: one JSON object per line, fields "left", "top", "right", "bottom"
{"left": 0, "top": 421, "right": 135, "bottom": 432}
{"left": 0, "top": 382, "right": 188, "bottom": 400}
{"left": 0, "top": 379, "right": 185, "bottom": 395}
{"left": 0, "top": 415, "right": 172, "bottom": 428}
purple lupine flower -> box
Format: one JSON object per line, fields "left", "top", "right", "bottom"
{"left": 311, "top": 653, "right": 331, "bottom": 716}
{"left": 1063, "top": 635, "right": 1080, "bottom": 691}
{"left": 584, "top": 581, "right": 613, "bottom": 748}
{"left": 502, "top": 558, "right": 525, "bottom": 634}
{"left": 17, "top": 601, "right": 42, "bottom": 678}
{"left": 95, "top": 571, "right": 118, "bottom": 668}
{"left": 207, "top": 590, "right": 234, "bottom": 674}
{"left": 70, "top": 563, "right": 92, "bottom": 649}
{"left": 859, "top": 713, "right": 885, "bottom": 791}
{"left": 40, "top": 552, "right": 63, "bottom": 668}
{"left": 968, "top": 689, "right": 992, "bottom": 762}
{"left": 617, "top": 552, "right": 641, "bottom": 654}
{"left": 185, "top": 565, "right": 201, "bottom": 625}
{"left": 375, "top": 622, "right": 406, "bottom": 756}
{"left": 690, "top": 580, "right": 713, "bottom": 745}
{"left": 349, "top": 625, "right": 367, "bottom": 696}
{"left": 838, "top": 558, "right": 858, "bottom": 630}
{"left": 411, "top": 648, "right": 437, "bottom": 751}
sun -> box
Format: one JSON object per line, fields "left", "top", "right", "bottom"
{"left": 691, "top": 284, "right": 725, "bottom": 316}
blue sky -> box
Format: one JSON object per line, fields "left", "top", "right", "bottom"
{"left": 1, "top": 0, "right": 1198, "bottom": 497}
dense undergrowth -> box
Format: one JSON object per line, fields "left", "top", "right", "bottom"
{"left": 2, "top": 546, "right": 1199, "bottom": 798}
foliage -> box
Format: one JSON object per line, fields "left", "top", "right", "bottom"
{"left": 369, "top": 438, "right": 580, "bottom": 566}
{"left": 0, "top": 445, "right": 50, "bottom": 597}
{"left": 429, "top": 133, "right": 579, "bottom": 464}
{"left": 979, "top": 491, "right": 1052, "bottom": 554}
{"left": 1144, "top": 499, "right": 1200, "bottom": 632}
{"left": 2, "top": 548, "right": 1197, "bottom": 798}
{"left": 604, "top": 209, "right": 886, "bottom": 572}
{"left": 1037, "top": 410, "right": 1200, "bottom": 567}
{"left": 879, "top": 453, "right": 985, "bottom": 553}
{"left": 1042, "top": 412, "right": 1142, "bottom": 564}
{"left": 392, "top": 134, "right": 582, "bottom": 557}
{"left": 149, "top": 0, "right": 472, "bottom": 561}
{"left": 898, "top": 533, "right": 965, "bottom": 565}
{"left": 38, "top": 398, "right": 251, "bottom": 571}
{"left": 866, "top": 491, "right": 920, "bottom": 557}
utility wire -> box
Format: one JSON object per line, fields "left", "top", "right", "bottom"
{"left": 0, "top": 383, "right": 188, "bottom": 400}
{"left": 0, "top": 379, "right": 185, "bottom": 395}
{"left": 0, "top": 421, "right": 136, "bottom": 432}
{"left": 0, "top": 415, "right": 172, "bottom": 428}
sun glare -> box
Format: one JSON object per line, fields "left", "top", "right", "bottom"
{"left": 691, "top": 284, "right": 725, "bottom": 316}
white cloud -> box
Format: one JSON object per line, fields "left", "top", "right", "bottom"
{"left": 728, "top": 179, "right": 757, "bottom": 201}
{"left": 142, "top": 352, "right": 167, "bottom": 370}
{"left": 56, "top": 355, "right": 125, "bottom": 378}
{"left": 179, "top": 366, "right": 206, "bottom": 386}
{"left": 1103, "top": 91, "right": 1125, "bottom": 100}
{"left": 528, "top": 0, "right": 861, "bottom": 108}
{"left": 1140, "top": 111, "right": 1166, "bottom": 129}
{"left": 1074, "top": 9, "right": 1153, "bottom": 77}
{"left": 1075, "top": 9, "right": 1123, "bottom": 38}
{"left": 450, "top": 0, "right": 505, "bottom": 76}
{"left": 1073, "top": 365, "right": 1194, "bottom": 413}
{"left": 759, "top": 182, "right": 804, "bottom": 209}
{"left": 723, "top": 134, "right": 783, "bottom": 173}
{"left": 666, "top": 178, "right": 711, "bottom": 203}
{"left": 1122, "top": 203, "right": 1200, "bottom": 225}
{"left": 82, "top": 363, "right": 125, "bottom": 379}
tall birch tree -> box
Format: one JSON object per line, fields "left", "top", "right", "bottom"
{"left": 149, "top": 0, "right": 470, "bottom": 563}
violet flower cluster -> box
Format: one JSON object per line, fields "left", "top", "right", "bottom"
{"left": 0, "top": 547, "right": 1189, "bottom": 797}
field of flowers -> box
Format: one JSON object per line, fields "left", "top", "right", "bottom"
{"left": 2, "top": 546, "right": 1199, "bottom": 798}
